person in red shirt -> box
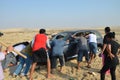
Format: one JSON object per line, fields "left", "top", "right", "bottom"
{"left": 29, "top": 29, "right": 52, "bottom": 80}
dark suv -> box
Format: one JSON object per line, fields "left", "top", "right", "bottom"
{"left": 51, "top": 30, "right": 103, "bottom": 61}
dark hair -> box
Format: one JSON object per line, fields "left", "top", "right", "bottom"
{"left": 89, "top": 31, "right": 95, "bottom": 34}
{"left": 105, "top": 27, "right": 111, "bottom": 33}
{"left": 13, "top": 41, "right": 29, "bottom": 47}
{"left": 75, "top": 32, "right": 84, "bottom": 37}
{"left": 39, "top": 29, "right": 46, "bottom": 34}
{"left": 106, "top": 32, "right": 115, "bottom": 39}
{"left": 56, "top": 35, "right": 64, "bottom": 39}
{"left": 112, "top": 32, "right": 115, "bottom": 38}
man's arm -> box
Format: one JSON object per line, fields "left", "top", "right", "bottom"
{"left": 101, "top": 44, "right": 107, "bottom": 54}
{"left": 106, "top": 44, "right": 114, "bottom": 59}
{"left": 46, "top": 37, "right": 51, "bottom": 49}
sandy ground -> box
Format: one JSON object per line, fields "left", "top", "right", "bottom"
{"left": 0, "top": 28, "right": 120, "bottom": 80}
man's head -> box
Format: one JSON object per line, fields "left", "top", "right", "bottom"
{"left": 75, "top": 32, "right": 84, "bottom": 37}
{"left": 0, "top": 32, "right": 3, "bottom": 37}
{"left": 106, "top": 32, "right": 115, "bottom": 41}
{"left": 105, "top": 27, "right": 111, "bottom": 34}
{"left": 39, "top": 29, "right": 46, "bottom": 34}
{"left": 6, "top": 46, "right": 14, "bottom": 53}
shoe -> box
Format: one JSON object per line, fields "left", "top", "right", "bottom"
{"left": 51, "top": 69, "right": 56, "bottom": 74}
{"left": 20, "top": 73, "right": 27, "bottom": 78}
{"left": 12, "top": 74, "right": 17, "bottom": 78}
{"left": 19, "top": 75, "right": 24, "bottom": 78}
{"left": 75, "top": 66, "right": 80, "bottom": 69}
{"left": 87, "top": 71, "right": 96, "bottom": 76}
{"left": 86, "top": 65, "right": 91, "bottom": 68}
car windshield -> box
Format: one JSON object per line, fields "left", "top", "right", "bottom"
{"left": 52, "top": 31, "right": 74, "bottom": 41}
{"left": 88, "top": 30, "right": 102, "bottom": 39}
{"left": 94, "top": 31, "right": 102, "bottom": 38}
{"left": 52, "top": 30, "right": 102, "bottom": 41}
{"left": 73, "top": 30, "right": 102, "bottom": 39}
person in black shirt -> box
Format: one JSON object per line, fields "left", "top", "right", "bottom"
{"left": 101, "top": 27, "right": 111, "bottom": 54}
{"left": 99, "top": 27, "right": 111, "bottom": 74}
{"left": 100, "top": 32, "right": 120, "bottom": 80}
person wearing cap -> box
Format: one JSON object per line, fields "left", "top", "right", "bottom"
{"left": 100, "top": 32, "right": 120, "bottom": 80}
{"left": 29, "top": 29, "right": 52, "bottom": 80}
{"left": 51, "top": 35, "right": 67, "bottom": 73}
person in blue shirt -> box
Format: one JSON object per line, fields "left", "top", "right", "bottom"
{"left": 51, "top": 35, "right": 67, "bottom": 72}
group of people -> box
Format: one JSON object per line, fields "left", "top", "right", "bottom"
{"left": 100, "top": 27, "right": 120, "bottom": 80}
{"left": 74, "top": 31, "right": 98, "bottom": 69}
{"left": 0, "top": 27, "right": 120, "bottom": 80}
{"left": 0, "top": 29, "right": 51, "bottom": 80}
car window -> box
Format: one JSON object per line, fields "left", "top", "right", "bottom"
{"left": 85, "top": 31, "right": 102, "bottom": 38}
{"left": 95, "top": 32, "right": 102, "bottom": 38}
{"left": 73, "top": 31, "right": 85, "bottom": 37}
{"left": 52, "top": 32, "right": 69, "bottom": 40}
{"left": 72, "top": 30, "right": 102, "bottom": 39}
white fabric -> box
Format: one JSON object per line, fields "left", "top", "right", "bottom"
{"left": 88, "top": 34, "right": 97, "bottom": 43}
{"left": 13, "top": 44, "right": 26, "bottom": 56}
{"left": 46, "top": 37, "right": 51, "bottom": 49}
{"left": 0, "top": 52, "right": 5, "bottom": 80}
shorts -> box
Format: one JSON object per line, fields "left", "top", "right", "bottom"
{"left": 89, "top": 42, "right": 97, "bottom": 54}
{"left": 77, "top": 49, "right": 89, "bottom": 62}
{"left": 32, "top": 48, "right": 48, "bottom": 63}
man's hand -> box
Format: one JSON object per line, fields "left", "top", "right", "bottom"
{"left": 108, "top": 53, "right": 115, "bottom": 59}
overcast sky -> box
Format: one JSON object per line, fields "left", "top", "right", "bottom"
{"left": 0, "top": 0, "right": 120, "bottom": 29}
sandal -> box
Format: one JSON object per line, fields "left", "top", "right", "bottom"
{"left": 86, "top": 65, "right": 91, "bottom": 68}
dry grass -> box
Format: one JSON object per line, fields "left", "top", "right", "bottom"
{"left": 0, "top": 28, "right": 120, "bottom": 80}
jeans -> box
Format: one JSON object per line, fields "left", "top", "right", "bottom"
{"left": 77, "top": 49, "right": 89, "bottom": 62}
{"left": 51, "top": 55, "right": 65, "bottom": 69}
{"left": 89, "top": 42, "right": 97, "bottom": 54}
{"left": 13, "top": 53, "right": 32, "bottom": 75}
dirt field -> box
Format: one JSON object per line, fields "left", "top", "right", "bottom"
{"left": 0, "top": 28, "right": 120, "bottom": 80}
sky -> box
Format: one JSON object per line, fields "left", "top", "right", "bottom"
{"left": 0, "top": 0, "right": 120, "bottom": 29}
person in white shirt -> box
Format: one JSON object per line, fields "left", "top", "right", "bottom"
{"left": 86, "top": 32, "right": 97, "bottom": 68}
{"left": 2, "top": 41, "right": 29, "bottom": 71}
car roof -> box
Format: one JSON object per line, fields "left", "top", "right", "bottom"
{"left": 60, "top": 30, "right": 100, "bottom": 34}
